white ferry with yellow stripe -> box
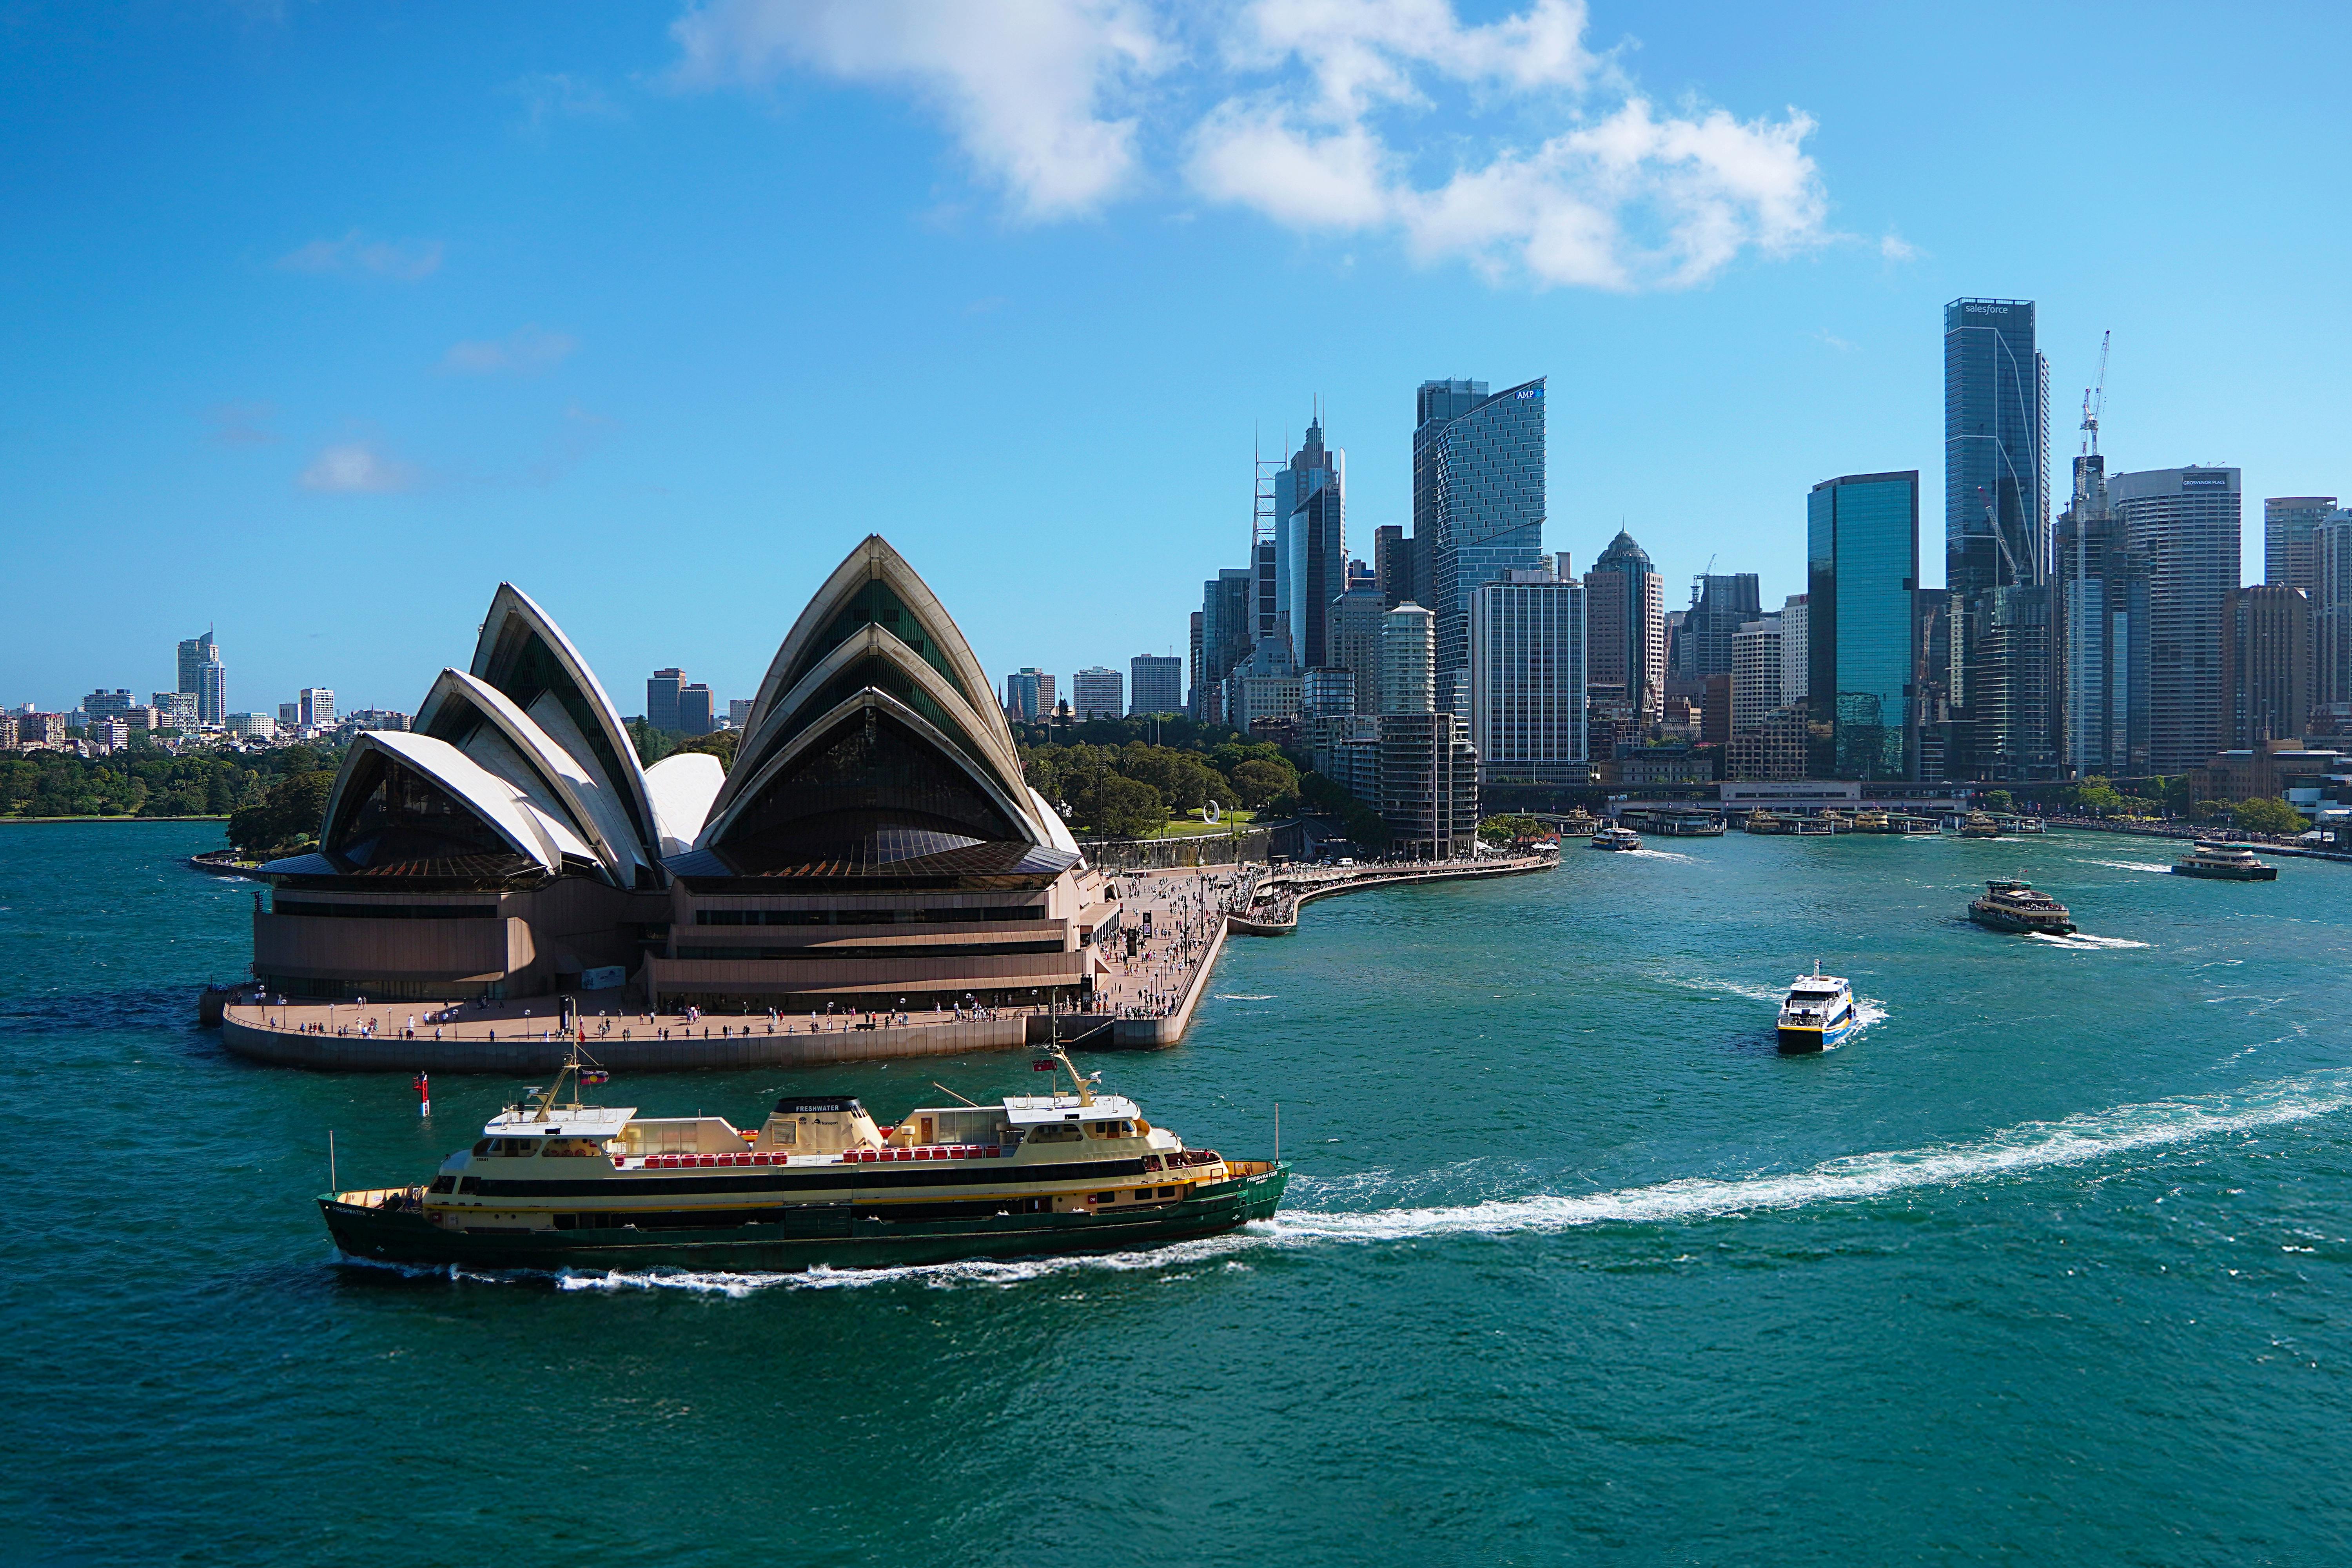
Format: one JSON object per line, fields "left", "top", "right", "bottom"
{"left": 320, "top": 1047, "right": 1287, "bottom": 1270}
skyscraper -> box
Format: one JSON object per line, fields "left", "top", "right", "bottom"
{"left": 2314, "top": 510, "right": 2352, "bottom": 714}
{"left": 646, "top": 668, "right": 684, "bottom": 732}
{"left": 1003, "top": 668, "right": 1052, "bottom": 725}
{"left": 1186, "top": 612, "right": 1203, "bottom": 719}
{"left": 1945, "top": 298, "right": 2052, "bottom": 776}
{"left": 299, "top": 687, "right": 334, "bottom": 729}
{"left": 2111, "top": 466, "right": 2241, "bottom": 771}
{"left": 1731, "top": 617, "right": 1784, "bottom": 735}
{"left": 1071, "top": 667, "right": 1122, "bottom": 721}
{"left": 1378, "top": 603, "right": 1435, "bottom": 715}
{"left": 1675, "top": 574, "right": 1764, "bottom": 681}
{"left": 1583, "top": 531, "right": 1666, "bottom": 724}
{"left": 1373, "top": 524, "right": 1413, "bottom": 608}
{"left": 1275, "top": 418, "right": 1345, "bottom": 669}
{"left": 1808, "top": 471, "right": 1920, "bottom": 780}
{"left": 176, "top": 630, "right": 226, "bottom": 724}
{"left": 1414, "top": 376, "right": 1546, "bottom": 713}
{"left": 2265, "top": 496, "right": 2337, "bottom": 597}
{"left": 678, "top": 682, "right": 714, "bottom": 736}
{"left": 2055, "top": 454, "right": 2152, "bottom": 775}
{"left": 1468, "top": 566, "right": 1585, "bottom": 786}
{"left": 1198, "top": 569, "right": 1255, "bottom": 724}
{"left": 1779, "top": 594, "right": 1809, "bottom": 704}
{"left": 1328, "top": 586, "right": 1388, "bottom": 715}
{"left": 2221, "top": 586, "right": 2312, "bottom": 746}
{"left": 1129, "top": 655, "right": 1183, "bottom": 716}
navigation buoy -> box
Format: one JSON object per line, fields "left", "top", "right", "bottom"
{"left": 414, "top": 1072, "right": 431, "bottom": 1118}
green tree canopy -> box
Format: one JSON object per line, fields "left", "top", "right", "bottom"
{"left": 227, "top": 769, "right": 338, "bottom": 853}
{"left": 2231, "top": 796, "right": 2304, "bottom": 835}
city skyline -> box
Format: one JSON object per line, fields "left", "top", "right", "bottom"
{"left": 5, "top": 3, "right": 2349, "bottom": 712}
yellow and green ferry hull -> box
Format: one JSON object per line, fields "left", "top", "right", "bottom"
{"left": 321, "top": 1164, "right": 1290, "bottom": 1273}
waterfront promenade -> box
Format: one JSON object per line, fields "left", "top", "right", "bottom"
{"left": 215, "top": 853, "right": 1553, "bottom": 1071}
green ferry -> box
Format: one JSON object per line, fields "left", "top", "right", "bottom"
{"left": 320, "top": 1047, "right": 1288, "bottom": 1272}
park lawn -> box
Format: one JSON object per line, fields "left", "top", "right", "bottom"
{"left": 1151, "top": 810, "right": 1257, "bottom": 839}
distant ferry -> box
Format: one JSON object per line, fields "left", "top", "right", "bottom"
{"left": 1968, "top": 878, "right": 2076, "bottom": 935}
{"left": 1591, "top": 824, "right": 1642, "bottom": 851}
{"left": 2171, "top": 841, "right": 2279, "bottom": 881}
{"left": 318, "top": 1046, "right": 1287, "bottom": 1272}
{"left": 1777, "top": 964, "right": 1856, "bottom": 1053}
{"left": 1958, "top": 811, "right": 2002, "bottom": 838}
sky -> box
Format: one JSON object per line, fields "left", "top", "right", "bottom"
{"left": 5, "top": 0, "right": 2349, "bottom": 719}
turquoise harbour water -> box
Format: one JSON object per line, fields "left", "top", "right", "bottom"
{"left": 11, "top": 822, "right": 2352, "bottom": 1565}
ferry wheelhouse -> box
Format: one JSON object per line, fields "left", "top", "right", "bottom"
{"left": 319, "top": 1047, "right": 1287, "bottom": 1271}
{"left": 1777, "top": 964, "right": 1856, "bottom": 1053}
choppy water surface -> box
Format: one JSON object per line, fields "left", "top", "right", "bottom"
{"left": 11, "top": 823, "right": 2352, "bottom": 1564}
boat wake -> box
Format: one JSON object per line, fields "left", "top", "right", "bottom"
{"left": 2081, "top": 859, "right": 2175, "bottom": 874}
{"left": 401, "top": 1073, "right": 2352, "bottom": 1296}
{"left": 2031, "top": 931, "right": 2153, "bottom": 951}
{"left": 1624, "top": 848, "right": 1693, "bottom": 862}
{"left": 1213, "top": 993, "right": 1276, "bottom": 1001}
{"left": 1264, "top": 1069, "right": 2352, "bottom": 1243}
{"left": 1660, "top": 975, "right": 1788, "bottom": 1005}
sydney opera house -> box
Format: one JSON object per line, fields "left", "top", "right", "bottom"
{"left": 255, "top": 537, "right": 1116, "bottom": 1011}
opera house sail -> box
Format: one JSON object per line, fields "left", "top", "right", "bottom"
{"left": 253, "top": 538, "right": 1111, "bottom": 1014}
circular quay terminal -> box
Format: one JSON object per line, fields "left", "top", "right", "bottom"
{"left": 16, "top": 6, "right": 2352, "bottom": 1565}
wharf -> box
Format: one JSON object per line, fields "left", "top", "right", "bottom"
{"left": 1225, "top": 853, "right": 1556, "bottom": 936}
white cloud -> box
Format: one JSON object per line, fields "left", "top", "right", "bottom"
{"left": 299, "top": 442, "right": 417, "bottom": 493}
{"left": 1194, "top": 1, "right": 1824, "bottom": 290}
{"left": 276, "top": 230, "right": 445, "bottom": 280}
{"left": 1880, "top": 231, "right": 1920, "bottom": 262}
{"left": 440, "top": 326, "right": 579, "bottom": 375}
{"left": 670, "top": 0, "right": 1830, "bottom": 290}
{"left": 670, "top": 0, "right": 1169, "bottom": 220}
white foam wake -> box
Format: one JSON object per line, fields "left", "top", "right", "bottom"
{"left": 1265, "top": 1069, "right": 2352, "bottom": 1242}
{"left": 2031, "top": 931, "right": 2153, "bottom": 951}
{"left": 2081, "top": 859, "right": 2175, "bottom": 874}
{"left": 437, "top": 1072, "right": 2352, "bottom": 1296}
{"left": 1624, "top": 848, "right": 1693, "bottom": 862}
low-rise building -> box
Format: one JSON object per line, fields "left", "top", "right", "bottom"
{"left": 1598, "top": 746, "right": 1715, "bottom": 786}
{"left": 2189, "top": 743, "right": 2352, "bottom": 805}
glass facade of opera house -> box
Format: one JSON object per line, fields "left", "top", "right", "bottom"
{"left": 250, "top": 539, "right": 1116, "bottom": 1011}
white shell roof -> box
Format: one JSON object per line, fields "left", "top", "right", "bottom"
{"left": 644, "top": 751, "right": 726, "bottom": 857}
{"left": 327, "top": 731, "right": 586, "bottom": 874}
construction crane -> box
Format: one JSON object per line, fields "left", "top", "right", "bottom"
{"left": 2079, "top": 329, "right": 2110, "bottom": 457}
{"left": 1690, "top": 552, "right": 1716, "bottom": 608}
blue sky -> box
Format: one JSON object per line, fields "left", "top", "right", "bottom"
{"left": 5, "top": 0, "right": 2348, "bottom": 719}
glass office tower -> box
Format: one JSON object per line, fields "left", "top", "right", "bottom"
{"left": 1808, "top": 472, "right": 1920, "bottom": 780}
{"left": 1414, "top": 377, "right": 1547, "bottom": 713}
{"left": 1945, "top": 298, "right": 2053, "bottom": 775}
{"left": 1275, "top": 419, "right": 1345, "bottom": 669}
